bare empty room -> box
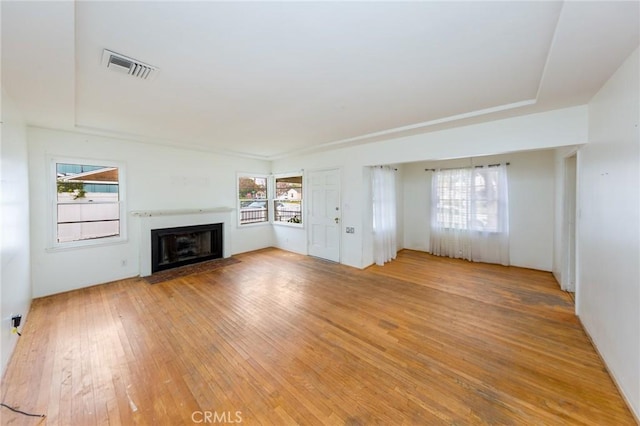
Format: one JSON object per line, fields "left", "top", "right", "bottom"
{"left": 1, "top": 1, "right": 638, "bottom": 424}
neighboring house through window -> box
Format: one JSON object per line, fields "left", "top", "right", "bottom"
{"left": 274, "top": 174, "right": 302, "bottom": 225}
{"left": 237, "top": 173, "right": 303, "bottom": 226}
{"left": 238, "top": 174, "right": 269, "bottom": 225}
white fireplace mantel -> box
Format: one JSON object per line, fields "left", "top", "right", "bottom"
{"left": 131, "top": 207, "right": 234, "bottom": 217}
{"left": 132, "top": 207, "right": 234, "bottom": 277}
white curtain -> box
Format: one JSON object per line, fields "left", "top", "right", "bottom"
{"left": 372, "top": 166, "right": 397, "bottom": 266}
{"left": 430, "top": 165, "right": 509, "bottom": 266}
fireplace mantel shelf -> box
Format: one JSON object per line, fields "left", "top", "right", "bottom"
{"left": 130, "top": 207, "right": 234, "bottom": 217}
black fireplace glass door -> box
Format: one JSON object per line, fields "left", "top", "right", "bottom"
{"left": 151, "top": 223, "right": 222, "bottom": 273}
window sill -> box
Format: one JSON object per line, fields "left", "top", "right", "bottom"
{"left": 273, "top": 221, "right": 303, "bottom": 229}
{"left": 238, "top": 221, "right": 270, "bottom": 229}
{"left": 46, "top": 237, "right": 129, "bottom": 253}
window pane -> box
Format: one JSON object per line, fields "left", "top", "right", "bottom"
{"left": 58, "top": 203, "right": 120, "bottom": 223}
{"left": 274, "top": 199, "right": 302, "bottom": 224}
{"left": 238, "top": 176, "right": 267, "bottom": 200}
{"left": 471, "top": 200, "right": 498, "bottom": 232}
{"left": 58, "top": 221, "right": 120, "bottom": 243}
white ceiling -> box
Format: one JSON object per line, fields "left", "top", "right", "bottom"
{"left": 2, "top": 1, "right": 638, "bottom": 160}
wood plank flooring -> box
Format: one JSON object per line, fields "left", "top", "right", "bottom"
{"left": 1, "top": 248, "right": 635, "bottom": 425}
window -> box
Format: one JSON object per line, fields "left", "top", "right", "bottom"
{"left": 274, "top": 175, "right": 302, "bottom": 225}
{"left": 433, "top": 167, "right": 503, "bottom": 232}
{"left": 238, "top": 175, "right": 269, "bottom": 225}
{"left": 430, "top": 164, "right": 509, "bottom": 265}
{"left": 55, "top": 161, "right": 124, "bottom": 245}
{"left": 237, "top": 173, "right": 303, "bottom": 226}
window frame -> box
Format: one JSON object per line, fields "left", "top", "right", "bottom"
{"left": 272, "top": 172, "right": 304, "bottom": 228}
{"left": 237, "top": 173, "right": 270, "bottom": 227}
{"left": 49, "top": 156, "right": 127, "bottom": 251}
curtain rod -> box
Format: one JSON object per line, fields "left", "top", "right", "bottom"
{"left": 425, "top": 162, "right": 510, "bottom": 172}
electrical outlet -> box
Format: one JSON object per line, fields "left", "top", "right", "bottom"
{"left": 11, "top": 315, "right": 22, "bottom": 328}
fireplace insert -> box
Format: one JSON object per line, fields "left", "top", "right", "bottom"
{"left": 151, "top": 223, "right": 222, "bottom": 273}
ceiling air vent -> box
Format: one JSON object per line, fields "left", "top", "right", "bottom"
{"left": 101, "top": 49, "right": 158, "bottom": 80}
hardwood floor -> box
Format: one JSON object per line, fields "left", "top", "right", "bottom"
{"left": 1, "top": 248, "right": 635, "bottom": 425}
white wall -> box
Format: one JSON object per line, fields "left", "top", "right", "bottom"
{"left": 1, "top": 90, "right": 32, "bottom": 373}
{"left": 272, "top": 106, "right": 587, "bottom": 269}
{"left": 402, "top": 150, "right": 556, "bottom": 271}
{"left": 28, "top": 127, "right": 273, "bottom": 297}
{"left": 578, "top": 47, "right": 639, "bottom": 418}
{"left": 403, "top": 162, "right": 431, "bottom": 252}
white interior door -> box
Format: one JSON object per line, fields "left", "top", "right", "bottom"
{"left": 308, "top": 168, "right": 341, "bottom": 262}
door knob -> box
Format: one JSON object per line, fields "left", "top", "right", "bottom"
{"left": 334, "top": 217, "right": 340, "bottom": 224}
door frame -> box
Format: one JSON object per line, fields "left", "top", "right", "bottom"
{"left": 561, "top": 151, "right": 578, "bottom": 294}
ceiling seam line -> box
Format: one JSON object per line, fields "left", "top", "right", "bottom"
{"left": 535, "top": 1, "right": 566, "bottom": 101}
